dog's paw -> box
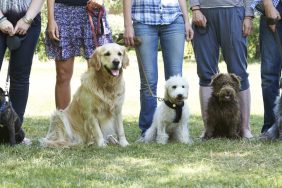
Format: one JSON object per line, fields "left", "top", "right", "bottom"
{"left": 181, "top": 137, "right": 193, "bottom": 144}
{"left": 97, "top": 139, "right": 107, "bottom": 147}
{"left": 156, "top": 135, "right": 168, "bottom": 144}
{"left": 119, "top": 139, "right": 129, "bottom": 147}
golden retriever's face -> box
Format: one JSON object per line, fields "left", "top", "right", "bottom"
{"left": 89, "top": 43, "right": 129, "bottom": 77}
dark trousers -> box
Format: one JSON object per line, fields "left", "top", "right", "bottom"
{"left": 0, "top": 14, "right": 41, "bottom": 122}
{"left": 260, "top": 2, "right": 282, "bottom": 133}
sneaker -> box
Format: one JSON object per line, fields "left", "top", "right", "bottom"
{"left": 21, "top": 137, "right": 32, "bottom": 146}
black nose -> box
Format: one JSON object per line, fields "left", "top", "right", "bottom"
{"left": 113, "top": 60, "right": 120, "bottom": 67}
{"left": 177, "top": 94, "right": 183, "bottom": 98}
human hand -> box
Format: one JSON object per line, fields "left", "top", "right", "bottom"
{"left": 243, "top": 17, "right": 253, "bottom": 37}
{"left": 123, "top": 25, "right": 135, "bottom": 47}
{"left": 47, "top": 20, "right": 60, "bottom": 41}
{"left": 264, "top": 3, "right": 281, "bottom": 32}
{"left": 0, "top": 19, "right": 14, "bottom": 36}
{"left": 192, "top": 10, "right": 207, "bottom": 27}
{"left": 14, "top": 18, "right": 31, "bottom": 35}
{"left": 185, "top": 22, "right": 194, "bottom": 41}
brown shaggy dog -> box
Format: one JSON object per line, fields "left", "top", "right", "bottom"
{"left": 40, "top": 43, "right": 130, "bottom": 147}
{"left": 203, "top": 73, "right": 242, "bottom": 139}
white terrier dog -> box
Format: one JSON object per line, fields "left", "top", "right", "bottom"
{"left": 144, "top": 75, "right": 192, "bottom": 144}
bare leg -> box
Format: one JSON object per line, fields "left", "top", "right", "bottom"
{"left": 55, "top": 58, "right": 74, "bottom": 109}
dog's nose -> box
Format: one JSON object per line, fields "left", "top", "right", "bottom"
{"left": 112, "top": 60, "right": 120, "bottom": 67}
{"left": 177, "top": 94, "right": 183, "bottom": 99}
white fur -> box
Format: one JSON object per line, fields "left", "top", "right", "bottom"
{"left": 144, "top": 75, "right": 192, "bottom": 144}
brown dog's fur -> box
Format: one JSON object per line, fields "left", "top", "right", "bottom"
{"left": 40, "top": 43, "right": 130, "bottom": 147}
{"left": 203, "top": 73, "right": 242, "bottom": 139}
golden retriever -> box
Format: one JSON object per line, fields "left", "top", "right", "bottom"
{"left": 40, "top": 43, "right": 130, "bottom": 147}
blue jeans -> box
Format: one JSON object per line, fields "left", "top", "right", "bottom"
{"left": 260, "top": 2, "right": 282, "bottom": 133}
{"left": 192, "top": 7, "right": 249, "bottom": 91}
{"left": 133, "top": 16, "right": 186, "bottom": 135}
{"left": 0, "top": 14, "right": 41, "bottom": 122}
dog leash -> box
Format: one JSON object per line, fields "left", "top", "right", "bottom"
{"left": 116, "top": 33, "right": 164, "bottom": 101}
{"left": 4, "top": 62, "right": 10, "bottom": 100}
{"left": 266, "top": 17, "right": 282, "bottom": 63}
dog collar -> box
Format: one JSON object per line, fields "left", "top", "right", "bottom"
{"left": 164, "top": 100, "right": 184, "bottom": 123}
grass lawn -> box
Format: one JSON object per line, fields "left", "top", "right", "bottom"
{"left": 1, "top": 115, "right": 282, "bottom": 187}
{"left": 0, "top": 55, "right": 281, "bottom": 187}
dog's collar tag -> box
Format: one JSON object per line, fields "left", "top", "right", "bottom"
{"left": 164, "top": 100, "right": 184, "bottom": 123}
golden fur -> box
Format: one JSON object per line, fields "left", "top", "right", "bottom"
{"left": 40, "top": 43, "right": 130, "bottom": 147}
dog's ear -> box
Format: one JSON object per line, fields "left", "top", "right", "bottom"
{"left": 164, "top": 84, "right": 169, "bottom": 100}
{"left": 88, "top": 48, "right": 102, "bottom": 71}
{"left": 210, "top": 73, "right": 224, "bottom": 86}
{"left": 122, "top": 47, "right": 129, "bottom": 69}
{"left": 230, "top": 73, "right": 241, "bottom": 89}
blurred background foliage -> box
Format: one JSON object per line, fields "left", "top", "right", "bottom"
{"left": 35, "top": 1, "right": 260, "bottom": 63}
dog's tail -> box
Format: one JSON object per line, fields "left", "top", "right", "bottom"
{"left": 39, "top": 110, "right": 77, "bottom": 148}
{"left": 144, "top": 124, "right": 157, "bottom": 143}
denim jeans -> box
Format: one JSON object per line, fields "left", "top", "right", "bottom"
{"left": 0, "top": 14, "right": 41, "bottom": 122}
{"left": 133, "top": 16, "right": 186, "bottom": 135}
{"left": 260, "top": 2, "right": 282, "bottom": 133}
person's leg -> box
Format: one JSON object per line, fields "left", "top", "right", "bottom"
{"left": 220, "top": 7, "right": 252, "bottom": 138}
{"left": 55, "top": 57, "right": 75, "bottom": 109}
{"left": 160, "top": 16, "right": 185, "bottom": 79}
{"left": 134, "top": 23, "right": 159, "bottom": 136}
{"left": 192, "top": 9, "right": 220, "bottom": 134}
{"left": 9, "top": 14, "right": 41, "bottom": 122}
{"left": 260, "top": 6, "right": 282, "bottom": 133}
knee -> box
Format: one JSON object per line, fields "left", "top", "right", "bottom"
{"left": 56, "top": 69, "right": 72, "bottom": 84}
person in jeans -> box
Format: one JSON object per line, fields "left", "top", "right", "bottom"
{"left": 190, "top": 0, "right": 254, "bottom": 139}
{"left": 0, "top": 0, "right": 45, "bottom": 144}
{"left": 45, "top": 0, "right": 113, "bottom": 109}
{"left": 123, "top": 0, "right": 194, "bottom": 140}
{"left": 252, "top": 0, "right": 282, "bottom": 134}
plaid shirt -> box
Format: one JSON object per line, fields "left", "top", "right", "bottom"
{"left": 251, "top": 0, "right": 280, "bottom": 12}
{"left": 131, "top": 0, "right": 183, "bottom": 25}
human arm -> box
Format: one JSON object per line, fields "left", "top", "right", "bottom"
{"left": 178, "top": 0, "right": 194, "bottom": 41}
{"left": 0, "top": 10, "right": 14, "bottom": 36}
{"left": 47, "top": 0, "right": 60, "bottom": 41}
{"left": 263, "top": 0, "right": 281, "bottom": 32}
{"left": 189, "top": 0, "right": 207, "bottom": 28}
{"left": 123, "top": 0, "right": 135, "bottom": 46}
{"left": 243, "top": 0, "right": 254, "bottom": 37}
{"left": 14, "top": 0, "right": 45, "bottom": 35}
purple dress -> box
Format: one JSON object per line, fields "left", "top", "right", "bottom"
{"left": 45, "top": 3, "right": 113, "bottom": 61}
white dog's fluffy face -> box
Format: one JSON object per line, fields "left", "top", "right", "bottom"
{"left": 165, "top": 75, "right": 189, "bottom": 104}
{"left": 89, "top": 43, "right": 129, "bottom": 77}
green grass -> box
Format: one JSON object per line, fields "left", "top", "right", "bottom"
{"left": 1, "top": 115, "right": 282, "bottom": 187}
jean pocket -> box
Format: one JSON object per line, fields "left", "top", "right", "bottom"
{"left": 172, "top": 15, "right": 184, "bottom": 25}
